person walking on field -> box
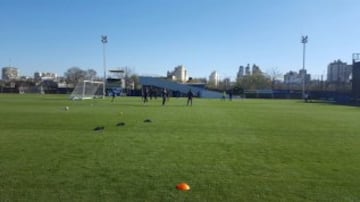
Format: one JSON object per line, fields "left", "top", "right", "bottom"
{"left": 229, "top": 91, "right": 233, "bottom": 101}
{"left": 111, "top": 89, "right": 116, "bottom": 102}
{"left": 222, "top": 91, "right": 226, "bottom": 100}
{"left": 142, "top": 87, "right": 149, "bottom": 103}
{"left": 187, "top": 89, "right": 194, "bottom": 106}
{"left": 161, "top": 88, "right": 168, "bottom": 106}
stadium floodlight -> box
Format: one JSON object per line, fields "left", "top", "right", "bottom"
{"left": 301, "top": 35, "right": 308, "bottom": 98}
{"left": 101, "top": 35, "right": 108, "bottom": 98}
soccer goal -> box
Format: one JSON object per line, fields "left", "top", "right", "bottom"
{"left": 70, "top": 80, "right": 104, "bottom": 100}
{"left": 18, "top": 85, "right": 45, "bottom": 94}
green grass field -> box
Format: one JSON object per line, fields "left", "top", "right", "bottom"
{"left": 0, "top": 94, "right": 359, "bottom": 201}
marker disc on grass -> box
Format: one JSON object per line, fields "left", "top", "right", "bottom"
{"left": 176, "top": 182, "right": 190, "bottom": 191}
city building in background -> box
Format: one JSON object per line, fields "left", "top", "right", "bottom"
{"left": 236, "top": 64, "right": 262, "bottom": 80}
{"left": 167, "top": 65, "right": 188, "bottom": 83}
{"left": 252, "top": 64, "right": 262, "bottom": 75}
{"left": 236, "top": 65, "right": 244, "bottom": 80}
{"left": 34, "top": 72, "right": 58, "bottom": 81}
{"left": 245, "top": 64, "right": 251, "bottom": 76}
{"left": 208, "top": 71, "right": 220, "bottom": 87}
{"left": 284, "top": 69, "right": 311, "bottom": 88}
{"left": 352, "top": 54, "right": 360, "bottom": 98}
{"left": 2, "top": 67, "right": 19, "bottom": 80}
{"left": 327, "top": 60, "right": 352, "bottom": 83}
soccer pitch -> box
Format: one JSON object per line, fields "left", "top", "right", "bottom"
{"left": 0, "top": 94, "right": 359, "bottom": 201}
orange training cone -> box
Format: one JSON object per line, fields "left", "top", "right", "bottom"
{"left": 176, "top": 182, "right": 190, "bottom": 191}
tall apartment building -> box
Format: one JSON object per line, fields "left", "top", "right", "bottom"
{"left": 2, "top": 67, "right": 19, "bottom": 80}
{"left": 284, "top": 69, "right": 311, "bottom": 85}
{"left": 245, "top": 64, "right": 251, "bottom": 76}
{"left": 252, "top": 64, "right": 262, "bottom": 75}
{"left": 352, "top": 54, "right": 360, "bottom": 98}
{"left": 167, "top": 65, "right": 188, "bottom": 83}
{"left": 237, "top": 64, "right": 262, "bottom": 80}
{"left": 236, "top": 66, "right": 244, "bottom": 80}
{"left": 327, "top": 60, "right": 352, "bottom": 83}
{"left": 209, "top": 71, "right": 220, "bottom": 87}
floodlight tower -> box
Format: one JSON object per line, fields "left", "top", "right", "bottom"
{"left": 301, "top": 35, "right": 308, "bottom": 98}
{"left": 101, "top": 35, "right": 108, "bottom": 98}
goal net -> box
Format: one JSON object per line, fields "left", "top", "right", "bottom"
{"left": 19, "top": 85, "right": 45, "bottom": 94}
{"left": 70, "top": 80, "right": 104, "bottom": 100}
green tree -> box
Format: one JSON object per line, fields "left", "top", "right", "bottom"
{"left": 236, "top": 73, "right": 272, "bottom": 90}
{"left": 64, "top": 67, "right": 97, "bottom": 86}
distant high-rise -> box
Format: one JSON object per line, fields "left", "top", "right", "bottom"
{"left": 236, "top": 66, "right": 244, "bottom": 80}
{"left": 284, "top": 69, "right": 310, "bottom": 85}
{"left": 167, "top": 65, "right": 188, "bottom": 83}
{"left": 284, "top": 71, "right": 302, "bottom": 85}
{"left": 352, "top": 54, "right": 360, "bottom": 98}
{"left": 252, "top": 64, "right": 262, "bottom": 75}
{"left": 245, "top": 64, "right": 251, "bottom": 76}
{"left": 34, "top": 72, "right": 58, "bottom": 81}
{"left": 2, "top": 67, "right": 19, "bottom": 80}
{"left": 327, "top": 60, "right": 352, "bottom": 83}
{"left": 299, "top": 69, "right": 311, "bottom": 83}
{"left": 209, "top": 71, "right": 219, "bottom": 87}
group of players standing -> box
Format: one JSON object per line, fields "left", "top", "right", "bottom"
{"left": 142, "top": 87, "right": 194, "bottom": 106}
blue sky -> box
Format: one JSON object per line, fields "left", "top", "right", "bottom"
{"left": 1, "top": 0, "right": 360, "bottom": 80}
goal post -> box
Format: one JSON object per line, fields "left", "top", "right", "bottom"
{"left": 18, "top": 85, "right": 45, "bottom": 94}
{"left": 70, "top": 80, "right": 105, "bottom": 100}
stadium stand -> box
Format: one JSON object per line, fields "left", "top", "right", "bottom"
{"left": 139, "top": 76, "right": 223, "bottom": 98}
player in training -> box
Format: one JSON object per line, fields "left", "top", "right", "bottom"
{"left": 161, "top": 88, "right": 168, "bottom": 106}
{"left": 187, "top": 89, "right": 194, "bottom": 106}
{"left": 111, "top": 89, "right": 116, "bottom": 102}
{"left": 142, "top": 87, "right": 149, "bottom": 103}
